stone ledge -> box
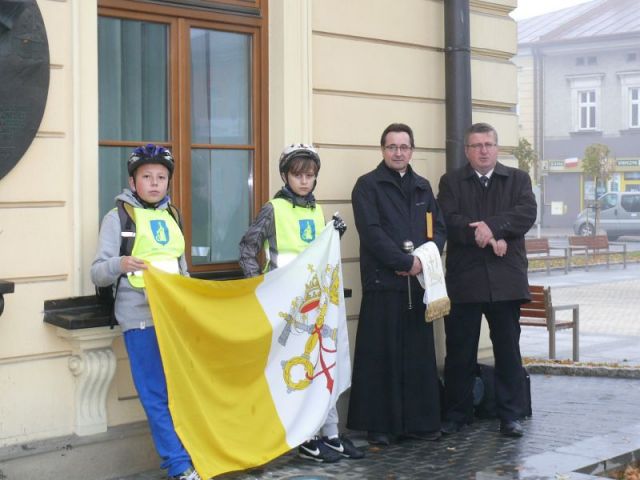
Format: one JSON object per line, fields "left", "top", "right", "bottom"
{"left": 0, "top": 422, "right": 158, "bottom": 480}
{"left": 526, "top": 362, "right": 640, "bottom": 379}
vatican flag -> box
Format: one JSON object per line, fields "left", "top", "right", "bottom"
{"left": 144, "top": 224, "right": 351, "bottom": 479}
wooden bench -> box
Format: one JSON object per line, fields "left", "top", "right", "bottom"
{"left": 525, "top": 238, "right": 570, "bottom": 275}
{"left": 520, "top": 285, "right": 579, "bottom": 361}
{"left": 568, "top": 235, "right": 627, "bottom": 271}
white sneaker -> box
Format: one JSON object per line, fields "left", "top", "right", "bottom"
{"left": 169, "top": 467, "right": 201, "bottom": 480}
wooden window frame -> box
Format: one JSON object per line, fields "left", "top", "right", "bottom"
{"left": 98, "top": 0, "right": 269, "bottom": 277}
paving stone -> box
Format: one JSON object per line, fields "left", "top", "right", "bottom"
{"left": 111, "top": 267, "right": 640, "bottom": 480}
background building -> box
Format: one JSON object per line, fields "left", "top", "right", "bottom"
{"left": 0, "top": 0, "right": 518, "bottom": 476}
{"left": 515, "top": 0, "right": 640, "bottom": 227}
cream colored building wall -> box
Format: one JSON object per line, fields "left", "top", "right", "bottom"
{"left": 0, "top": 0, "right": 144, "bottom": 448}
{"left": 308, "top": 0, "right": 519, "bottom": 360}
{"left": 0, "top": 0, "right": 520, "bottom": 449}
{"left": 310, "top": 0, "right": 446, "bottom": 327}
{"left": 514, "top": 54, "right": 535, "bottom": 144}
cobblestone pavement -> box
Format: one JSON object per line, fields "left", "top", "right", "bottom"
{"left": 112, "top": 375, "right": 640, "bottom": 480}
{"left": 522, "top": 263, "right": 640, "bottom": 364}
{"left": 111, "top": 264, "right": 640, "bottom": 480}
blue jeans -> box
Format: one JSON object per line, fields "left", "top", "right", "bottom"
{"left": 124, "top": 327, "right": 192, "bottom": 476}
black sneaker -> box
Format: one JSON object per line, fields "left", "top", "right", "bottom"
{"left": 322, "top": 435, "right": 365, "bottom": 459}
{"left": 168, "top": 467, "right": 201, "bottom": 480}
{"left": 298, "top": 437, "right": 342, "bottom": 463}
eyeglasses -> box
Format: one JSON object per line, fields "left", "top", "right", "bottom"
{"left": 384, "top": 144, "right": 413, "bottom": 153}
{"left": 466, "top": 142, "right": 497, "bottom": 150}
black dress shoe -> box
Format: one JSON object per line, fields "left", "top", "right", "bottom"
{"left": 500, "top": 420, "right": 524, "bottom": 437}
{"left": 440, "top": 420, "right": 464, "bottom": 435}
{"left": 367, "top": 431, "right": 393, "bottom": 446}
{"left": 404, "top": 431, "right": 442, "bottom": 441}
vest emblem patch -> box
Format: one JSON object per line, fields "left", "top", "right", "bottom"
{"left": 299, "top": 219, "right": 316, "bottom": 243}
{"left": 150, "top": 220, "right": 170, "bottom": 245}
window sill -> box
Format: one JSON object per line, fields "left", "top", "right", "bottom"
{"left": 569, "top": 130, "right": 603, "bottom": 136}
{"left": 620, "top": 128, "right": 640, "bottom": 136}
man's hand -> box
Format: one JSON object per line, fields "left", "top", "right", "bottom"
{"left": 396, "top": 256, "right": 422, "bottom": 276}
{"left": 469, "top": 221, "right": 494, "bottom": 248}
{"left": 120, "top": 256, "right": 146, "bottom": 273}
{"left": 489, "top": 238, "right": 507, "bottom": 257}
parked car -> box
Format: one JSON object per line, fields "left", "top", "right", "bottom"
{"left": 573, "top": 192, "right": 640, "bottom": 239}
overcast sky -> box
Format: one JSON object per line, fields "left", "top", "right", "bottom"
{"left": 510, "top": 0, "right": 594, "bottom": 20}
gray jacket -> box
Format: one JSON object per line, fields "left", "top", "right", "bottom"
{"left": 90, "top": 190, "right": 188, "bottom": 332}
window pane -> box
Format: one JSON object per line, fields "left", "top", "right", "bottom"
{"left": 191, "top": 149, "right": 252, "bottom": 264}
{"left": 98, "top": 146, "right": 130, "bottom": 219}
{"left": 191, "top": 28, "right": 251, "bottom": 145}
{"left": 99, "top": 17, "right": 169, "bottom": 141}
{"left": 589, "top": 106, "right": 596, "bottom": 128}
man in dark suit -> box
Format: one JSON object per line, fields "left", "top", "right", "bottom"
{"left": 437, "top": 122, "right": 537, "bottom": 437}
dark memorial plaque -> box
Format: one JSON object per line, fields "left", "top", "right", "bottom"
{"left": 0, "top": 0, "right": 49, "bottom": 181}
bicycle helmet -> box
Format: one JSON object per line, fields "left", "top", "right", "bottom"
{"left": 127, "top": 144, "right": 175, "bottom": 177}
{"left": 278, "top": 144, "right": 320, "bottom": 176}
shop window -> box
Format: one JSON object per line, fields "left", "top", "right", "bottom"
{"left": 98, "top": 1, "right": 267, "bottom": 274}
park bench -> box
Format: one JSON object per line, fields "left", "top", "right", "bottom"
{"left": 520, "top": 285, "right": 579, "bottom": 361}
{"left": 525, "top": 237, "right": 570, "bottom": 275}
{"left": 568, "top": 235, "right": 627, "bottom": 271}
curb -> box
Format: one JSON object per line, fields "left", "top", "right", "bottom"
{"left": 526, "top": 363, "right": 640, "bottom": 378}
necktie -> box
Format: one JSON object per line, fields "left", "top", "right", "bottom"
{"left": 480, "top": 175, "right": 489, "bottom": 188}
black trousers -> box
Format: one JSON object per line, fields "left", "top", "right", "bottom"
{"left": 442, "top": 300, "right": 525, "bottom": 423}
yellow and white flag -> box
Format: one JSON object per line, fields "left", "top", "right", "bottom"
{"left": 144, "top": 224, "right": 351, "bottom": 479}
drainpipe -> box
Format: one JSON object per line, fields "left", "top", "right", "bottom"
{"left": 444, "top": 0, "right": 472, "bottom": 172}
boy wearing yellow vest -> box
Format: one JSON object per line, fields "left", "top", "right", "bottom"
{"left": 91, "top": 145, "right": 200, "bottom": 480}
{"left": 239, "top": 144, "right": 364, "bottom": 463}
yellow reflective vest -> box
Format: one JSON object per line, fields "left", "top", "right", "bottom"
{"left": 128, "top": 207, "right": 185, "bottom": 288}
{"left": 268, "top": 198, "right": 325, "bottom": 269}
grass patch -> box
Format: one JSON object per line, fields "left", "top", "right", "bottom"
{"left": 522, "top": 357, "right": 638, "bottom": 369}
{"left": 529, "top": 251, "right": 640, "bottom": 272}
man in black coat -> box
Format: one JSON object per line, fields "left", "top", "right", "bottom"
{"left": 347, "top": 123, "right": 447, "bottom": 446}
{"left": 437, "top": 122, "right": 537, "bottom": 437}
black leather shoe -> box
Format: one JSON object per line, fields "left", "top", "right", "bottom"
{"left": 367, "top": 431, "right": 393, "bottom": 446}
{"left": 440, "top": 420, "right": 464, "bottom": 435}
{"left": 500, "top": 420, "right": 524, "bottom": 437}
{"left": 404, "top": 431, "right": 442, "bottom": 441}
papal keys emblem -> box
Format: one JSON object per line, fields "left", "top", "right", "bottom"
{"left": 279, "top": 264, "right": 341, "bottom": 393}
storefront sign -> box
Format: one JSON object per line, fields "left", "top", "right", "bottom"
{"left": 548, "top": 160, "right": 565, "bottom": 170}
{"left": 617, "top": 159, "right": 640, "bottom": 167}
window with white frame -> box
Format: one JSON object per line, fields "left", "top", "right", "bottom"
{"left": 567, "top": 74, "right": 603, "bottom": 132}
{"left": 618, "top": 72, "right": 640, "bottom": 130}
{"left": 578, "top": 90, "right": 597, "bottom": 130}
{"left": 631, "top": 87, "right": 640, "bottom": 128}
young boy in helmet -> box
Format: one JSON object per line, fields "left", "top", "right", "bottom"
{"left": 239, "top": 144, "right": 364, "bottom": 463}
{"left": 91, "top": 145, "right": 201, "bottom": 480}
